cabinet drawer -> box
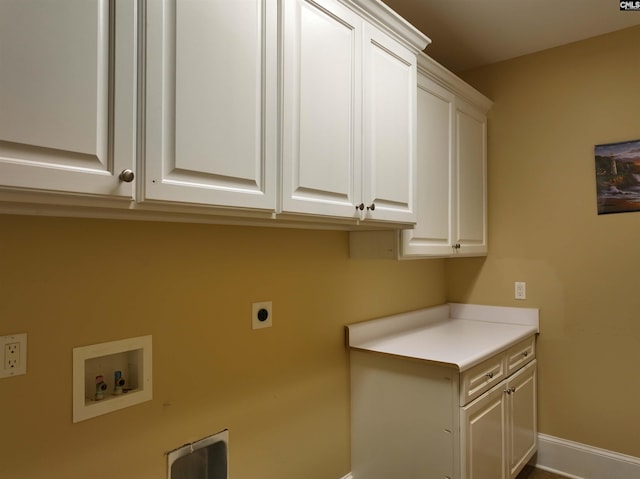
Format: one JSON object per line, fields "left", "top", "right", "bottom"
{"left": 460, "top": 353, "right": 506, "bottom": 406}
{"left": 506, "top": 337, "right": 535, "bottom": 375}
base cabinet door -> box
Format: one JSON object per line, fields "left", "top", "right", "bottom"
{"left": 508, "top": 361, "right": 538, "bottom": 478}
{"left": 462, "top": 385, "right": 508, "bottom": 479}
{"left": 461, "top": 359, "right": 537, "bottom": 479}
{"left": 143, "top": 0, "right": 277, "bottom": 210}
{"left": 0, "top": 0, "right": 137, "bottom": 199}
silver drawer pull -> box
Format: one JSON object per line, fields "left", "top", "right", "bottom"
{"left": 485, "top": 372, "right": 494, "bottom": 379}
{"left": 522, "top": 351, "right": 529, "bottom": 357}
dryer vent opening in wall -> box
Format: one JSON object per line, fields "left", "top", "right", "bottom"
{"left": 168, "top": 429, "right": 229, "bottom": 479}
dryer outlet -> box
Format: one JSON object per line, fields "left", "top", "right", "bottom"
{"left": 252, "top": 301, "right": 273, "bottom": 330}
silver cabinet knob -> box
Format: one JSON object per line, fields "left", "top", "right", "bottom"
{"left": 119, "top": 169, "right": 135, "bottom": 182}
{"left": 367, "top": 203, "right": 376, "bottom": 211}
{"left": 485, "top": 372, "right": 494, "bottom": 379}
{"left": 356, "top": 203, "right": 365, "bottom": 211}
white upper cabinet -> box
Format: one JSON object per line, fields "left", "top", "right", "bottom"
{"left": 362, "top": 23, "right": 418, "bottom": 223}
{"left": 401, "top": 73, "right": 456, "bottom": 256}
{"left": 455, "top": 98, "right": 488, "bottom": 256}
{"left": 281, "top": 0, "right": 363, "bottom": 219}
{"left": 281, "top": 0, "right": 427, "bottom": 224}
{"left": 143, "top": 0, "right": 278, "bottom": 210}
{"left": 0, "top": 0, "right": 137, "bottom": 198}
{"left": 0, "top": 0, "right": 429, "bottom": 228}
{"left": 401, "top": 54, "right": 491, "bottom": 257}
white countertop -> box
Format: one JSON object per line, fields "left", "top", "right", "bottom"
{"left": 346, "top": 303, "right": 539, "bottom": 371}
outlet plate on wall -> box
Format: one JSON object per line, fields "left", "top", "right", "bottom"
{"left": 252, "top": 301, "right": 273, "bottom": 329}
{"left": 0, "top": 333, "right": 27, "bottom": 378}
{"left": 515, "top": 282, "right": 527, "bottom": 300}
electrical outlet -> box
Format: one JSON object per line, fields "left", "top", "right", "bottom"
{"left": 515, "top": 282, "right": 526, "bottom": 300}
{"left": 252, "top": 301, "right": 273, "bottom": 330}
{"left": 5, "top": 342, "right": 19, "bottom": 369}
{"left": 0, "top": 333, "right": 27, "bottom": 378}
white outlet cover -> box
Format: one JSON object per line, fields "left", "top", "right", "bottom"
{"left": 252, "top": 301, "right": 272, "bottom": 329}
{"left": 0, "top": 333, "right": 27, "bottom": 378}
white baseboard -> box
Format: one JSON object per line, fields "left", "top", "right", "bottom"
{"left": 535, "top": 433, "right": 640, "bottom": 479}
{"left": 344, "top": 434, "right": 640, "bottom": 479}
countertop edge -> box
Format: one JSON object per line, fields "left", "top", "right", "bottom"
{"left": 349, "top": 346, "right": 459, "bottom": 370}
{"left": 349, "top": 325, "right": 538, "bottom": 371}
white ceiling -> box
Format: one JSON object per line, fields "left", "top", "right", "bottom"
{"left": 383, "top": 0, "right": 640, "bottom": 73}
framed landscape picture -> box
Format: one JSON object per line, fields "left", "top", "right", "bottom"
{"left": 595, "top": 139, "right": 640, "bottom": 215}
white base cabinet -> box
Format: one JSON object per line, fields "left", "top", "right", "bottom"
{"left": 461, "top": 360, "right": 537, "bottom": 479}
{"left": 350, "top": 339, "right": 537, "bottom": 479}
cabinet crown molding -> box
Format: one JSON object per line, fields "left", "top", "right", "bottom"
{"left": 417, "top": 52, "right": 493, "bottom": 113}
{"left": 348, "top": 0, "right": 431, "bottom": 51}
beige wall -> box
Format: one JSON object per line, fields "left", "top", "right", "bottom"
{"left": 0, "top": 214, "right": 445, "bottom": 478}
{"left": 452, "top": 25, "right": 640, "bottom": 456}
{"left": 3, "top": 24, "right": 640, "bottom": 479}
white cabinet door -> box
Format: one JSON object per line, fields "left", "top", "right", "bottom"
{"left": 399, "top": 69, "right": 488, "bottom": 258}
{"left": 144, "top": 0, "right": 277, "bottom": 210}
{"left": 0, "top": 0, "right": 136, "bottom": 198}
{"left": 401, "top": 73, "right": 455, "bottom": 256}
{"left": 462, "top": 385, "right": 508, "bottom": 479}
{"left": 455, "top": 98, "right": 488, "bottom": 255}
{"left": 281, "top": 0, "right": 362, "bottom": 218}
{"left": 462, "top": 360, "right": 537, "bottom": 479}
{"left": 507, "top": 360, "right": 537, "bottom": 479}
{"left": 362, "top": 24, "right": 417, "bottom": 223}
{"left": 282, "top": 0, "right": 417, "bottom": 224}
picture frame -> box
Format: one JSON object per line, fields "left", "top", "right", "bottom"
{"left": 595, "top": 139, "right": 640, "bottom": 215}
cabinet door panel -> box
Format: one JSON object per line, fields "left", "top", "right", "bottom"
{"left": 508, "top": 361, "right": 537, "bottom": 478}
{"left": 456, "top": 99, "right": 487, "bottom": 254}
{"left": 401, "top": 75, "right": 455, "bottom": 256}
{"left": 462, "top": 386, "right": 508, "bottom": 479}
{"left": 144, "top": 0, "right": 277, "bottom": 209}
{"left": 281, "top": 0, "right": 362, "bottom": 217}
{"left": 0, "top": 0, "right": 136, "bottom": 197}
{"left": 363, "top": 25, "right": 416, "bottom": 223}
